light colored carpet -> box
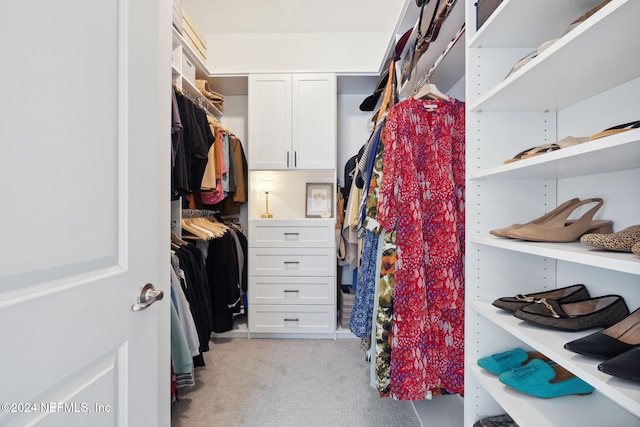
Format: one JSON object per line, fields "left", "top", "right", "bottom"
{"left": 171, "top": 338, "right": 423, "bottom": 427}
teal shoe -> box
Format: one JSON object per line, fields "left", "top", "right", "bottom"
{"left": 499, "top": 359, "right": 594, "bottom": 398}
{"left": 478, "top": 348, "right": 551, "bottom": 375}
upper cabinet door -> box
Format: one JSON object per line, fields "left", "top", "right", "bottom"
{"left": 292, "top": 74, "right": 336, "bottom": 170}
{"left": 249, "top": 74, "right": 292, "bottom": 170}
{"left": 248, "top": 73, "right": 336, "bottom": 170}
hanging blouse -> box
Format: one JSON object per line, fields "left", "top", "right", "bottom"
{"left": 378, "top": 96, "right": 465, "bottom": 399}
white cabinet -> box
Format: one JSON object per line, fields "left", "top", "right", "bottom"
{"left": 465, "top": 0, "right": 640, "bottom": 426}
{"left": 248, "top": 219, "right": 336, "bottom": 336}
{"left": 248, "top": 73, "right": 336, "bottom": 170}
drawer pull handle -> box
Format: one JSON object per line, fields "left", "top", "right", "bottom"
{"left": 283, "top": 289, "right": 300, "bottom": 293}
{"left": 284, "top": 318, "right": 299, "bottom": 322}
{"left": 283, "top": 232, "right": 299, "bottom": 236}
{"left": 283, "top": 261, "right": 300, "bottom": 264}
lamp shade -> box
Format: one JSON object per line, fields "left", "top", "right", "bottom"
{"left": 259, "top": 180, "right": 274, "bottom": 193}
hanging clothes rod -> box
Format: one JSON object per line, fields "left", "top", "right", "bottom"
{"left": 173, "top": 84, "right": 219, "bottom": 117}
{"left": 182, "top": 208, "right": 220, "bottom": 219}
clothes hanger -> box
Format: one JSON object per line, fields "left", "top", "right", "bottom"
{"left": 171, "top": 232, "right": 188, "bottom": 246}
{"left": 414, "top": 81, "right": 450, "bottom": 101}
{"left": 180, "top": 218, "right": 211, "bottom": 240}
{"left": 192, "top": 217, "right": 227, "bottom": 237}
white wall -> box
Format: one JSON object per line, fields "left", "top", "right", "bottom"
{"left": 204, "top": 32, "right": 392, "bottom": 74}
{"left": 221, "top": 95, "right": 249, "bottom": 230}
{"left": 337, "top": 94, "right": 374, "bottom": 188}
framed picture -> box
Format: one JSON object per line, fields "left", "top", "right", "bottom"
{"left": 305, "top": 183, "right": 333, "bottom": 218}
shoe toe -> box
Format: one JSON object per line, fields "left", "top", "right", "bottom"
{"left": 478, "top": 348, "right": 528, "bottom": 375}
{"left": 499, "top": 359, "right": 594, "bottom": 398}
{"left": 564, "top": 332, "right": 635, "bottom": 359}
{"left": 598, "top": 347, "right": 640, "bottom": 382}
{"left": 580, "top": 224, "right": 640, "bottom": 252}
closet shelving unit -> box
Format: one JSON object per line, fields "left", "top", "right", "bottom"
{"left": 172, "top": 26, "right": 223, "bottom": 118}
{"left": 465, "top": 0, "right": 640, "bottom": 426}
{"left": 172, "top": 24, "right": 253, "bottom": 337}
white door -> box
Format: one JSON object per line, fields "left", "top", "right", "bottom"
{"left": 248, "top": 74, "right": 292, "bottom": 170}
{"left": 0, "top": 1, "right": 171, "bottom": 426}
{"left": 292, "top": 74, "right": 336, "bottom": 170}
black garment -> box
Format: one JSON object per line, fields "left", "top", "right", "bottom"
{"left": 172, "top": 90, "right": 188, "bottom": 200}
{"left": 175, "top": 245, "right": 212, "bottom": 359}
{"left": 343, "top": 153, "right": 358, "bottom": 202}
{"left": 206, "top": 233, "right": 241, "bottom": 333}
{"left": 175, "top": 92, "right": 214, "bottom": 196}
{"left": 233, "top": 227, "right": 248, "bottom": 293}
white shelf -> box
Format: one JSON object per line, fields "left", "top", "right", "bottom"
{"left": 470, "top": 236, "right": 640, "bottom": 276}
{"left": 172, "top": 26, "right": 210, "bottom": 78}
{"left": 469, "top": 129, "right": 640, "bottom": 180}
{"left": 470, "top": 301, "right": 640, "bottom": 420}
{"left": 469, "top": 0, "right": 640, "bottom": 112}
{"left": 468, "top": 364, "right": 639, "bottom": 427}
{"left": 469, "top": 0, "right": 607, "bottom": 48}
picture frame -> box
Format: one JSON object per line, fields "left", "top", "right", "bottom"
{"left": 305, "top": 183, "right": 333, "bottom": 218}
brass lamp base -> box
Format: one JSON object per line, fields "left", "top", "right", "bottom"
{"left": 261, "top": 191, "right": 273, "bottom": 218}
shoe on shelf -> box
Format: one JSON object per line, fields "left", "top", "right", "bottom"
{"left": 498, "top": 359, "right": 594, "bottom": 399}
{"left": 478, "top": 348, "right": 552, "bottom": 375}
{"left": 598, "top": 347, "right": 640, "bottom": 383}
{"left": 502, "top": 136, "right": 588, "bottom": 164}
{"left": 506, "top": 198, "right": 613, "bottom": 243}
{"left": 589, "top": 120, "right": 640, "bottom": 141}
{"left": 565, "top": 0, "right": 612, "bottom": 34}
{"left": 473, "top": 414, "right": 519, "bottom": 427}
{"left": 514, "top": 295, "right": 630, "bottom": 332}
{"left": 490, "top": 198, "right": 579, "bottom": 238}
{"left": 492, "top": 284, "right": 590, "bottom": 312}
{"left": 564, "top": 307, "right": 640, "bottom": 359}
{"left": 580, "top": 225, "right": 640, "bottom": 252}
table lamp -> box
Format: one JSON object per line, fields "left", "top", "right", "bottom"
{"left": 260, "top": 180, "right": 274, "bottom": 218}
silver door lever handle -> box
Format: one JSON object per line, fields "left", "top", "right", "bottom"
{"left": 131, "top": 283, "right": 164, "bottom": 312}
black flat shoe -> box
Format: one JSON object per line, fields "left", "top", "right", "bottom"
{"left": 598, "top": 347, "right": 640, "bottom": 382}
{"left": 492, "top": 284, "right": 590, "bottom": 312}
{"left": 513, "top": 295, "right": 630, "bottom": 332}
{"left": 564, "top": 307, "right": 640, "bottom": 358}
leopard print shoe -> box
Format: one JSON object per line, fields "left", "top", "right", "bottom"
{"left": 632, "top": 241, "right": 640, "bottom": 255}
{"left": 580, "top": 224, "right": 640, "bottom": 252}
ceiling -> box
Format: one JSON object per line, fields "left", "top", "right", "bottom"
{"left": 182, "top": 0, "right": 406, "bottom": 34}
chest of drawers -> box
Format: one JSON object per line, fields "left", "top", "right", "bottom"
{"left": 248, "top": 219, "right": 336, "bottom": 335}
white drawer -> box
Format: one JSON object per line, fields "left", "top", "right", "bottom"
{"left": 249, "top": 219, "right": 334, "bottom": 248}
{"left": 249, "top": 304, "right": 336, "bottom": 333}
{"left": 249, "top": 276, "right": 335, "bottom": 305}
{"left": 249, "top": 247, "right": 335, "bottom": 277}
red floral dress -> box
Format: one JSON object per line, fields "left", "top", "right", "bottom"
{"left": 378, "top": 97, "right": 465, "bottom": 400}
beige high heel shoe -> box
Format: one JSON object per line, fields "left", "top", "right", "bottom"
{"left": 506, "top": 198, "right": 612, "bottom": 242}
{"left": 490, "top": 198, "right": 580, "bottom": 238}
